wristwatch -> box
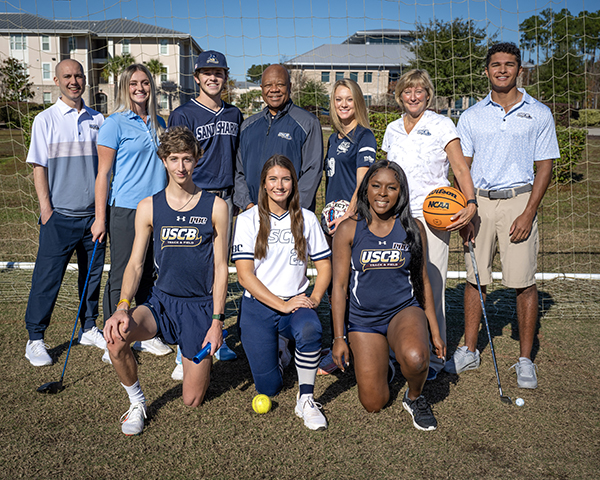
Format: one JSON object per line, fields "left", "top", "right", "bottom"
{"left": 467, "top": 199, "right": 478, "bottom": 207}
{"left": 212, "top": 313, "right": 225, "bottom": 322}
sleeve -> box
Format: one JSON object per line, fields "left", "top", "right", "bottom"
{"left": 304, "top": 210, "right": 331, "bottom": 261}
{"left": 233, "top": 130, "right": 252, "bottom": 209}
{"left": 535, "top": 108, "right": 560, "bottom": 161}
{"left": 356, "top": 129, "right": 378, "bottom": 169}
{"left": 381, "top": 123, "right": 392, "bottom": 153}
{"left": 437, "top": 116, "right": 460, "bottom": 150}
{"left": 456, "top": 114, "right": 474, "bottom": 157}
{"left": 157, "top": 115, "right": 167, "bottom": 129}
{"left": 97, "top": 115, "right": 121, "bottom": 150}
{"left": 25, "top": 112, "right": 49, "bottom": 167}
{"left": 231, "top": 209, "right": 256, "bottom": 261}
{"left": 298, "top": 115, "right": 324, "bottom": 210}
{"left": 167, "top": 108, "right": 185, "bottom": 128}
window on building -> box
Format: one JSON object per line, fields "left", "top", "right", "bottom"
{"left": 350, "top": 72, "right": 358, "bottom": 82}
{"left": 10, "top": 34, "right": 26, "bottom": 51}
{"left": 42, "top": 35, "right": 50, "bottom": 52}
{"left": 122, "top": 39, "right": 130, "bottom": 54}
{"left": 364, "top": 95, "right": 372, "bottom": 107}
{"left": 43, "top": 92, "right": 52, "bottom": 104}
{"left": 363, "top": 72, "right": 372, "bottom": 83}
{"left": 68, "top": 36, "right": 77, "bottom": 53}
{"left": 160, "top": 39, "right": 168, "bottom": 55}
{"left": 321, "top": 71, "right": 330, "bottom": 83}
{"left": 42, "top": 63, "right": 51, "bottom": 80}
{"left": 160, "top": 67, "right": 168, "bottom": 84}
{"left": 159, "top": 93, "right": 168, "bottom": 110}
{"left": 335, "top": 71, "right": 344, "bottom": 81}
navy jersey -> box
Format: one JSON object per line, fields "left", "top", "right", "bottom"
{"left": 152, "top": 190, "right": 216, "bottom": 299}
{"left": 324, "top": 125, "right": 377, "bottom": 205}
{"left": 349, "top": 217, "right": 416, "bottom": 325}
{"left": 168, "top": 100, "right": 243, "bottom": 190}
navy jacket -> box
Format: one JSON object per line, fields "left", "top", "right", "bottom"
{"left": 234, "top": 100, "right": 323, "bottom": 211}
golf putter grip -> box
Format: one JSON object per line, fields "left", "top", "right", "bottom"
{"left": 192, "top": 329, "right": 228, "bottom": 364}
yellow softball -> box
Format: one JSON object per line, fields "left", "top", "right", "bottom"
{"left": 252, "top": 394, "right": 272, "bottom": 414}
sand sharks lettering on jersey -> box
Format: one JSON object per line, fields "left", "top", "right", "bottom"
{"left": 160, "top": 226, "right": 202, "bottom": 249}
{"left": 359, "top": 248, "right": 406, "bottom": 271}
{"left": 195, "top": 121, "right": 239, "bottom": 141}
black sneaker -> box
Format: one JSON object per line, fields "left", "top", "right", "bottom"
{"left": 402, "top": 391, "right": 437, "bottom": 431}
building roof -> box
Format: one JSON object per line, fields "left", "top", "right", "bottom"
{"left": 286, "top": 44, "right": 414, "bottom": 69}
{"left": 343, "top": 29, "right": 415, "bottom": 44}
{"left": 0, "top": 13, "right": 200, "bottom": 46}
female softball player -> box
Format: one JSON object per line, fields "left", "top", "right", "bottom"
{"left": 232, "top": 155, "right": 332, "bottom": 431}
{"left": 331, "top": 161, "right": 445, "bottom": 431}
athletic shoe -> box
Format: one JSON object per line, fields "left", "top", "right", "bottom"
{"left": 78, "top": 326, "right": 107, "bottom": 350}
{"left": 25, "top": 340, "right": 52, "bottom": 366}
{"left": 102, "top": 349, "right": 112, "bottom": 365}
{"left": 510, "top": 357, "right": 538, "bottom": 389}
{"left": 443, "top": 346, "right": 481, "bottom": 374}
{"left": 388, "top": 359, "right": 396, "bottom": 384}
{"left": 317, "top": 348, "right": 338, "bottom": 375}
{"left": 214, "top": 343, "right": 237, "bottom": 361}
{"left": 427, "top": 367, "right": 438, "bottom": 381}
{"left": 120, "top": 402, "right": 147, "bottom": 436}
{"left": 402, "top": 390, "right": 437, "bottom": 431}
{"left": 295, "top": 393, "right": 328, "bottom": 431}
{"left": 171, "top": 363, "right": 183, "bottom": 381}
{"left": 132, "top": 337, "right": 173, "bottom": 356}
{"left": 278, "top": 335, "right": 292, "bottom": 369}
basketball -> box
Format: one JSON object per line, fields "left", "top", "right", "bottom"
{"left": 320, "top": 200, "right": 350, "bottom": 234}
{"left": 422, "top": 187, "right": 466, "bottom": 230}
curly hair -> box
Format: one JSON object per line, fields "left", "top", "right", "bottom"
{"left": 157, "top": 126, "right": 202, "bottom": 161}
{"left": 486, "top": 42, "right": 522, "bottom": 69}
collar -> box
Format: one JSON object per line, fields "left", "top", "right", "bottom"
{"left": 262, "top": 99, "right": 293, "bottom": 120}
{"left": 56, "top": 97, "right": 90, "bottom": 116}
{"left": 484, "top": 88, "right": 533, "bottom": 108}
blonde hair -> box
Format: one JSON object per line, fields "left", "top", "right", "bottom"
{"left": 114, "top": 64, "right": 163, "bottom": 135}
{"left": 329, "top": 78, "right": 370, "bottom": 140}
{"left": 394, "top": 69, "right": 435, "bottom": 112}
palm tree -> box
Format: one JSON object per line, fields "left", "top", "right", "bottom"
{"left": 144, "top": 58, "right": 166, "bottom": 86}
{"left": 101, "top": 54, "right": 136, "bottom": 94}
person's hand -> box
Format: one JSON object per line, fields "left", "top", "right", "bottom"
{"left": 40, "top": 208, "right": 53, "bottom": 225}
{"left": 331, "top": 338, "right": 350, "bottom": 372}
{"left": 432, "top": 334, "right": 446, "bottom": 360}
{"left": 459, "top": 221, "right": 475, "bottom": 246}
{"left": 103, "top": 309, "right": 131, "bottom": 344}
{"left": 91, "top": 218, "right": 106, "bottom": 243}
{"left": 280, "top": 294, "right": 315, "bottom": 313}
{"left": 509, "top": 210, "right": 535, "bottom": 243}
{"left": 447, "top": 203, "right": 477, "bottom": 231}
{"left": 202, "top": 323, "right": 224, "bottom": 356}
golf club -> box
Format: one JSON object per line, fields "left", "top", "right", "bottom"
{"left": 37, "top": 239, "right": 100, "bottom": 394}
{"left": 468, "top": 239, "right": 512, "bottom": 405}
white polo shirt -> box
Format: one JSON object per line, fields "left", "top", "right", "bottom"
{"left": 26, "top": 98, "right": 104, "bottom": 217}
{"left": 231, "top": 206, "right": 331, "bottom": 298}
{"left": 382, "top": 110, "right": 458, "bottom": 217}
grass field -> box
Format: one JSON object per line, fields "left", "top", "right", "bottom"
{"left": 1, "top": 273, "right": 598, "bottom": 479}
{"left": 1, "top": 128, "right": 599, "bottom": 478}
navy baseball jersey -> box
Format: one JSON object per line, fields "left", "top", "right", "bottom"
{"left": 325, "top": 125, "right": 377, "bottom": 205}
{"left": 168, "top": 100, "right": 243, "bottom": 190}
{"left": 349, "top": 217, "right": 417, "bottom": 325}
{"left": 152, "top": 189, "right": 216, "bottom": 298}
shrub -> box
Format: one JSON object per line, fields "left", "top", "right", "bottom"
{"left": 0, "top": 101, "right": 45, "bottom": 128}
{"left": 369, "top": 111, "right": 401, "bottom": 159}
{"left": 541, "top": 103, "right": 578, "bottom": 127}
{"left": 554, "top": 126, "right": 586, "bottom": 184}
{"left": 572, "top": 109, "right": 600, "bottom": 127}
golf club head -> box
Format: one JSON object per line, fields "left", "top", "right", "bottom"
{"left": 37, "top": 380, "right": 64, "bottom": 394}
{"left": 500, "top": 395, "right": 513, "bottom": 405}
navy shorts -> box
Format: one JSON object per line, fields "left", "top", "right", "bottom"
{"left": 348, "top": 296, "right": 420, "bottom": 336}
{"left": 144, "top": 288, "right": 213, "bottom": 360}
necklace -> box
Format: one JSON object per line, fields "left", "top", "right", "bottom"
{"left": 174, "top": 187, "right": 198, "bottom": 211}
{"left": 502, "top": 96, "right": 521, "bottom": 112}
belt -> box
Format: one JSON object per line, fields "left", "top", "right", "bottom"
{"left": 475, "top": 184, "right": 532, "bottom": 200}
{"left": 205, "top": 186, "right": 233, "bottom": 198}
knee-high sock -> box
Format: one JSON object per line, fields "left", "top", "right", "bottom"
{"left": 295, "top": 349, "right": 320, "bottom": 396}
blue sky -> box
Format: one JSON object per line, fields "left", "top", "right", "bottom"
{"left": 2, "top": 0, "right": 590, "bottom": 79}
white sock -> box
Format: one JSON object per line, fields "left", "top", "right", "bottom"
{"left": 121, "top": 380, "right": 146, "bottom": 405}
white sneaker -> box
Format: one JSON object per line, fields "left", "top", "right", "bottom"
{"left": 120, "top": 402, "right": 147, "bottom": 436}
{"left": 133, "top": 337, "right": 173, "bottom": 356}
{"left": 78, "top": 326, "right": 107, "bottom": 350}
{"left": 171, "top": 363, "right": 183, "bottom": 381}
{"left": 102, "top": 349, "right": 112, "bottom": 364}
{"left": 25, "top": 340, "right": 52, "bottom": 366}
{"left": 295, "top": 393, "right": 327, "bottom": 431}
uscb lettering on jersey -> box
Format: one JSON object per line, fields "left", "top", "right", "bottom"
{"left": 267, "top": 228, "right": 293, "bottom": 244}
{"left": 195, "top": 121, "right": 239, "bottom": 141}
{"left": 359, "top": 248, "right": 405, "bottom": 271}
{"left": 160, "top": 226, "right": 202, "bottom": 249}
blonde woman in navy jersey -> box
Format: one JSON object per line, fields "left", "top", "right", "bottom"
{"left": 103, "top": 127, "right": 229, "bottom": 436}
{"left": 331, "top": 161, "right": 445, "bottom": 431}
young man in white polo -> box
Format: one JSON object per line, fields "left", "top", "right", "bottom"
{"left": 446, "top": 42, "right": 559, "bottom": 389}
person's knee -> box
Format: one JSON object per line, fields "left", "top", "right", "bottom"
{"left": 401, "top": 347, "right": 429, "bottom": 374}
{"left": 296, "top": 311, "right": 322, "bottom": 347}
{"left": 182, "top": 390, "right": 205, "bottom": 408}
{"left": 358, "top": 388, "right": 389, "bottom": 413}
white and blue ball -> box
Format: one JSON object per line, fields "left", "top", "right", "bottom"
{"left": 516, "top": 397, "right": 524, "bottom": 407}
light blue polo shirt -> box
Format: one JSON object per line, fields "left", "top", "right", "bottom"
{"left": 98, "top": 111, "right": 167, "bottom": 209}
{"left": 26, "top": 98, "right": 104, "bottom": 217}
{"left": 457, "top": 89, "right": 560, "bottom": 190}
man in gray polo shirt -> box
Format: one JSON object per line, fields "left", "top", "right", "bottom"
{"left": 24, "top": 59, "right": 107, "bottom": 366}
{"left": 445, "top": 43, "right": 559, "bottom": 389}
